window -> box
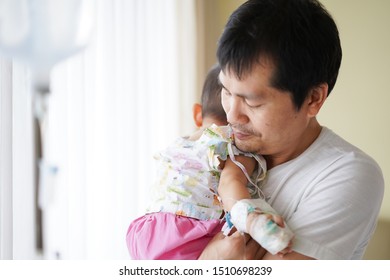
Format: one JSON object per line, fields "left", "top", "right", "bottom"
{"left": 0, "top": 0, "right": 198, "bottom": 259}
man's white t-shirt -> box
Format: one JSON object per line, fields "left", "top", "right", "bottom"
{"left": 261, "top": 127, "right": 384, "bottom": 259}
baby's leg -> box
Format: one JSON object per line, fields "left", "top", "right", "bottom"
{"left": 230, "top": 199, "right": 294, "bottom": 255}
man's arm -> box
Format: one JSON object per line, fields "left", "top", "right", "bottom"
{"left": 263, "top": 251, "right": 314, "bottom": 260}
{"left": 198, "top": 232, "right": 315, "bottom": 260}
{"left": 198, "top": 231, "right": 266, "bottom": 260}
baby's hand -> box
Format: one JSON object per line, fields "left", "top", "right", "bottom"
{"left": 277, "top": 240, "right": 294, "bottom": 257}
{"left": 265, "top": 213, "right": 294, "bottom": 255}
{"left": 269, "top": 213, "right": 285, "bottom": 228}
{"left": 248, "top": 211, "right": 294, "bottom": 255}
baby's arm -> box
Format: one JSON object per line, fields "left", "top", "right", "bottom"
{"left": 218, "top": 155, "right": 293, "bottom": 255}
{"left": 218, "top": 155, "right": 256, "bottom": 211}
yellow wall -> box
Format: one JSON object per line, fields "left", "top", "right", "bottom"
{"left": 318, "top": 0, "right": 390, "bottom": 221}
{"left": 200, "top": 0, "right": 389, "bottom": 221}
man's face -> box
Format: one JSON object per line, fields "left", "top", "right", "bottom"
{"left": 219, "top": 60, "right": 314, "bottom": 166}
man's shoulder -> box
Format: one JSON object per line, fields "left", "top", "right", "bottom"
{"left": 311, "top": 128, "right": 383, "bottom": 186}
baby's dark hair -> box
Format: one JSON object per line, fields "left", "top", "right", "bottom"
{"left": 201, "top": 64, "right": 227, "bottom": 122}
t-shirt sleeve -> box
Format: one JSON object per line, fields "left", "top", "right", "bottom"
{"left": 288, "top": 155, "right": 384, "bottom": 259}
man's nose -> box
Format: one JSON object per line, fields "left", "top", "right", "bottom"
{"left": 226, "top": 96, "right": 249, "bottom": 125}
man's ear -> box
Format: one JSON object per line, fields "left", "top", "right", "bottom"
{"left": 307, "top": 83, "right": 328, "bottom": 117}
{"left": 193, "top": 103, "right": 203, "bottom": 127}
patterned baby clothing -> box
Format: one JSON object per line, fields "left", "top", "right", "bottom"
{"left": 146, "top": 124, "right": 267, "bottom": 220}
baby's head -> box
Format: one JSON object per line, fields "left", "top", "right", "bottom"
{"left": 193, "top": 64, "right": 227, "bottom": 128}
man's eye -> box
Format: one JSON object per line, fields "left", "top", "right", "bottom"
{"left": 246, "top": 101, "right": 262, "bottom": 108}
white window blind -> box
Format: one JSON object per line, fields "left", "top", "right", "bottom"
{"left": 1, "top": 0, "right": 197, "bottom": 259}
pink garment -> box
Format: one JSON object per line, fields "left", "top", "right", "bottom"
{"left": 126, "top": 212, "right": 224, "bottom": 260}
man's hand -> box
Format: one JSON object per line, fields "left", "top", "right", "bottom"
{"left": 198, "top": 231, "right": 266, "bottom": 260}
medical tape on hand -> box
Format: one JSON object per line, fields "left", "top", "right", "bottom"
{"left": 229, "top": 199, "right": 257, "bottom": 233}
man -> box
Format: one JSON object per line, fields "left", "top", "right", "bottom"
{"left": 199, "top": 0, "right": 384, "bottom": 260}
